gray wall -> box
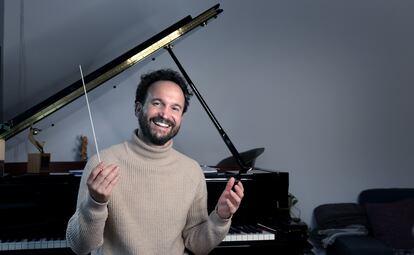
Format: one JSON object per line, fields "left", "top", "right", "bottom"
{"left": 4, "top": 0, "right": 414, "bottom": 226}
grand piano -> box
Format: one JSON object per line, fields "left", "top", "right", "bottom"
{"left": 0, "top": 165, "right": 307, "bottom": 255}
{"left": 0, "top": 168, "right": 309, "bottom": 255}
{"left": 0, "top": 4, "right": 309, "bottom": 255}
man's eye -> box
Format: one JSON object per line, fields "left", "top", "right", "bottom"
{"left": 152, "top": 102, "right": 160, "bottom": 106}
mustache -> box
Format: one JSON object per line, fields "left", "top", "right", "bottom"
{"left": 151, "top": 116, "right": 175, "bottom": 127}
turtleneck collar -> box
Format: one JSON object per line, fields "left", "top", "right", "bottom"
{"left": 127, "top": 129, "right": 173, "bottom": 160}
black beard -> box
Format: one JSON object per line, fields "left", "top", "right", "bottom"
{"left": 138, "top": 111, "right": 180, "bottom": 146}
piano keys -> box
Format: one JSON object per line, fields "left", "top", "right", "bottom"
{"left": 223, "top": 224, "right": 275, "bottom": 242}
{"left": 0, "top": 224, "right": 271, "bottom": 252}
{"left": 0, "top": 238, "right": 68, "bottom": 251}
{"left": 0, "top": 224, "right": 272, "bottom": 253}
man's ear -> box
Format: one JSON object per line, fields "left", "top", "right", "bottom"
{"left": 135, "top": 102, "right": 142, "bottom": 117}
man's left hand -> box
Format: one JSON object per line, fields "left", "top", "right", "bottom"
{"left": 216, "top": 177, "right": 244, "bottom": 219}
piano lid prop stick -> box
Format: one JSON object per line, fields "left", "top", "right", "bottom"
{"left": 79, "top": 65, "right": 101, "bottom": 162}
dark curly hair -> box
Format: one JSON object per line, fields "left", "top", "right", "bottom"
{"left": 135, "top": 69, "right": 193, "bottom": 113}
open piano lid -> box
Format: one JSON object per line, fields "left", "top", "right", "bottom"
{"left": 1, "top": 3, "right": 254, "bottom": 175}
{"left": 0, "top": 4, "right": 222, "bottom": 141}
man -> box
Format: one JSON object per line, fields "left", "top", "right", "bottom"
{"left": 66, "top": 69, "right": 244, "bottom": 255}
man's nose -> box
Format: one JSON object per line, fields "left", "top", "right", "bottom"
{"left": 158, "top": 106, "right": 170, "bottom": 118}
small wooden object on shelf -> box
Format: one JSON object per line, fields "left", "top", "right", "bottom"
{"left": 27, "top": 153, "right": 51, "bottom": 173}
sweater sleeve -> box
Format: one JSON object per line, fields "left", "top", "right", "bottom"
{"left": 182, "top": 171, "right": 231, "bottom": 255}
{"left": 66, "top": 156, "right": 109, "bottom": 255}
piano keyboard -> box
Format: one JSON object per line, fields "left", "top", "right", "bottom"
{"left": 0, "top": 239, "right": 68, "bottom": 251}
{"left": 0, "top": 225, "right": 275, "bottom": 252}
{"left": 222, "top": 224, "right": 275, "bottom": 242}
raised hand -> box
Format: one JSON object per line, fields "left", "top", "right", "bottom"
{"left": 216, "top": 177, "right": 244, "bottom": 219}
{"left": 87, "top": 162, "right": 120, "bottom": 203}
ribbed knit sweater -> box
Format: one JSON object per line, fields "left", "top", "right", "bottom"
{"left": 66, "top": 131, "right": 231, "bottom": 255}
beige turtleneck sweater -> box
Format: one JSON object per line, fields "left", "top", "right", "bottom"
{"left": 66, "top": 131, "right": 231, "bottom": 255}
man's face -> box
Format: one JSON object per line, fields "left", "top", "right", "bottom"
{"left": 136, "top": 80, "right": 185, "bottom": 146}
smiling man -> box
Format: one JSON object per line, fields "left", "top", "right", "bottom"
{"left": 66, "top": 69, "right": 244, "bottom": 255}
{"left": 136, "top": 80, "right": 184, "bottom": 146}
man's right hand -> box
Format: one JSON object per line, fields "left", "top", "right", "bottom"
{"left": 87, "top": 162, "right": 120, "bottom": 203}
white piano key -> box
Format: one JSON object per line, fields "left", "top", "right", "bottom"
{"left": 27, "top": 240, "right": 35, "bottom": 249}
{"left": 34, "top": 240, "right": 41, "bottom": 249}
{"left": 40, "top": 238, "right": 47, "bottom": 249}
{"left": 21, "top": 239, "right": 28, "bottom": 250}
{"left": 53, "top": 239, "right": 61, "bottom": 248}
{"left": 15, "top": 241, "right": 22, "bottom": 250}
{"left": 9, "top": 241, "right": 15, "bottom": 250}
{"left": 3, "top": 242, "right": 9, "bottom": 251}
{"left": 60, "top": 239, "right": 67, "bottom": 248}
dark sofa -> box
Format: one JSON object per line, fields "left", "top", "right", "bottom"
{"left": 310, "top": 188, "right": 414, "bottom": 255}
